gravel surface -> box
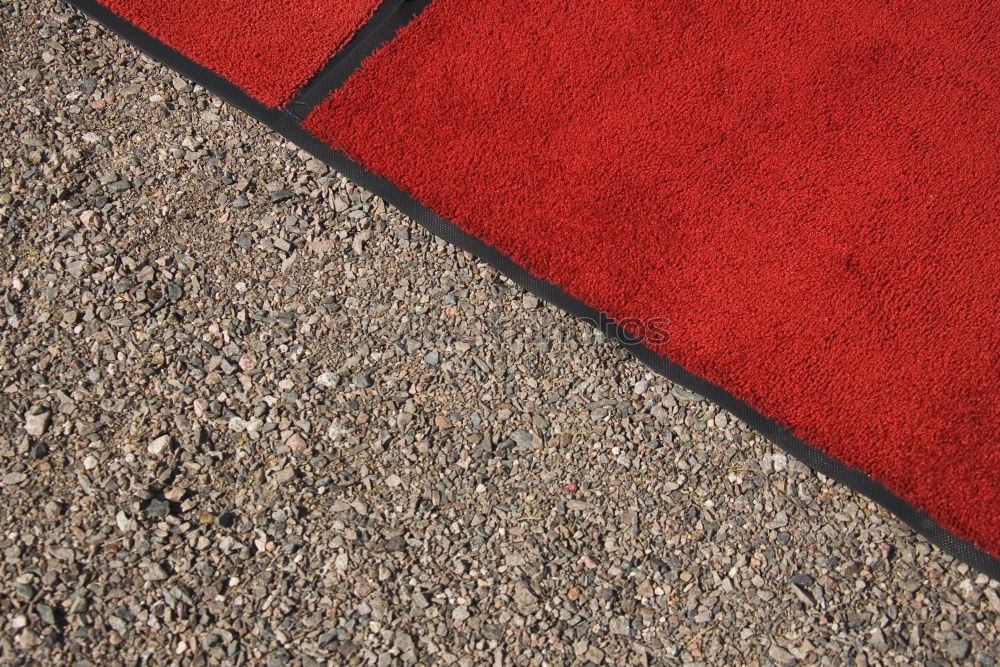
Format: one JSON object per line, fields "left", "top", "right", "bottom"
{"left": 2, "top": 1, "right": 998, "bottom": 664}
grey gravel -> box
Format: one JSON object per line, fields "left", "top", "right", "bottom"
{"left": 947, "top": 639, "right": 971, "bottom": 660}
{"left": 1, "top": 1, "right": 998, "bottom": 664}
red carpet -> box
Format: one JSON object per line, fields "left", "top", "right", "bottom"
{"left": 95, "top": 0, "right": 383, "bottom": 107}
{"left": 305, "top": 0, "right": 1000, "bottom": 560}
{"left": 69, "top": 0, "right": 1000, "bottom": 575}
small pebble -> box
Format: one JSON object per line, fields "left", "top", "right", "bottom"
{"left": 24, "top": 410, "right": 50, "bottom": 437}
{"left": 147, "top": 435, "right": 172, "bottom": 456}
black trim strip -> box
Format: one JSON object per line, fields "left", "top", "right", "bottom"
{"left": 288, "top": 0, "right": 434, "bottom": 121}
{"left": 63, "top": 0, "right": 1000, "bottom": 582}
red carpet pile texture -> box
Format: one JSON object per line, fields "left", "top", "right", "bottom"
{"left": 92, "top": 1, "right": 1000, "bottom": 563}
{"left": 96, "top": 0, "right": 383, "bottom": 107}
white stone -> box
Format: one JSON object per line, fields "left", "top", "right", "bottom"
{"left": 24, "top": 411, "right": 50, "bottom": 437}
{"left": 147, "top": 434, "right": 171, "bottom": 456}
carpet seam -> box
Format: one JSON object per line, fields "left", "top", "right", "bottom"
{"left": 286, "top": 0, "right": 433, "bottom": 122}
